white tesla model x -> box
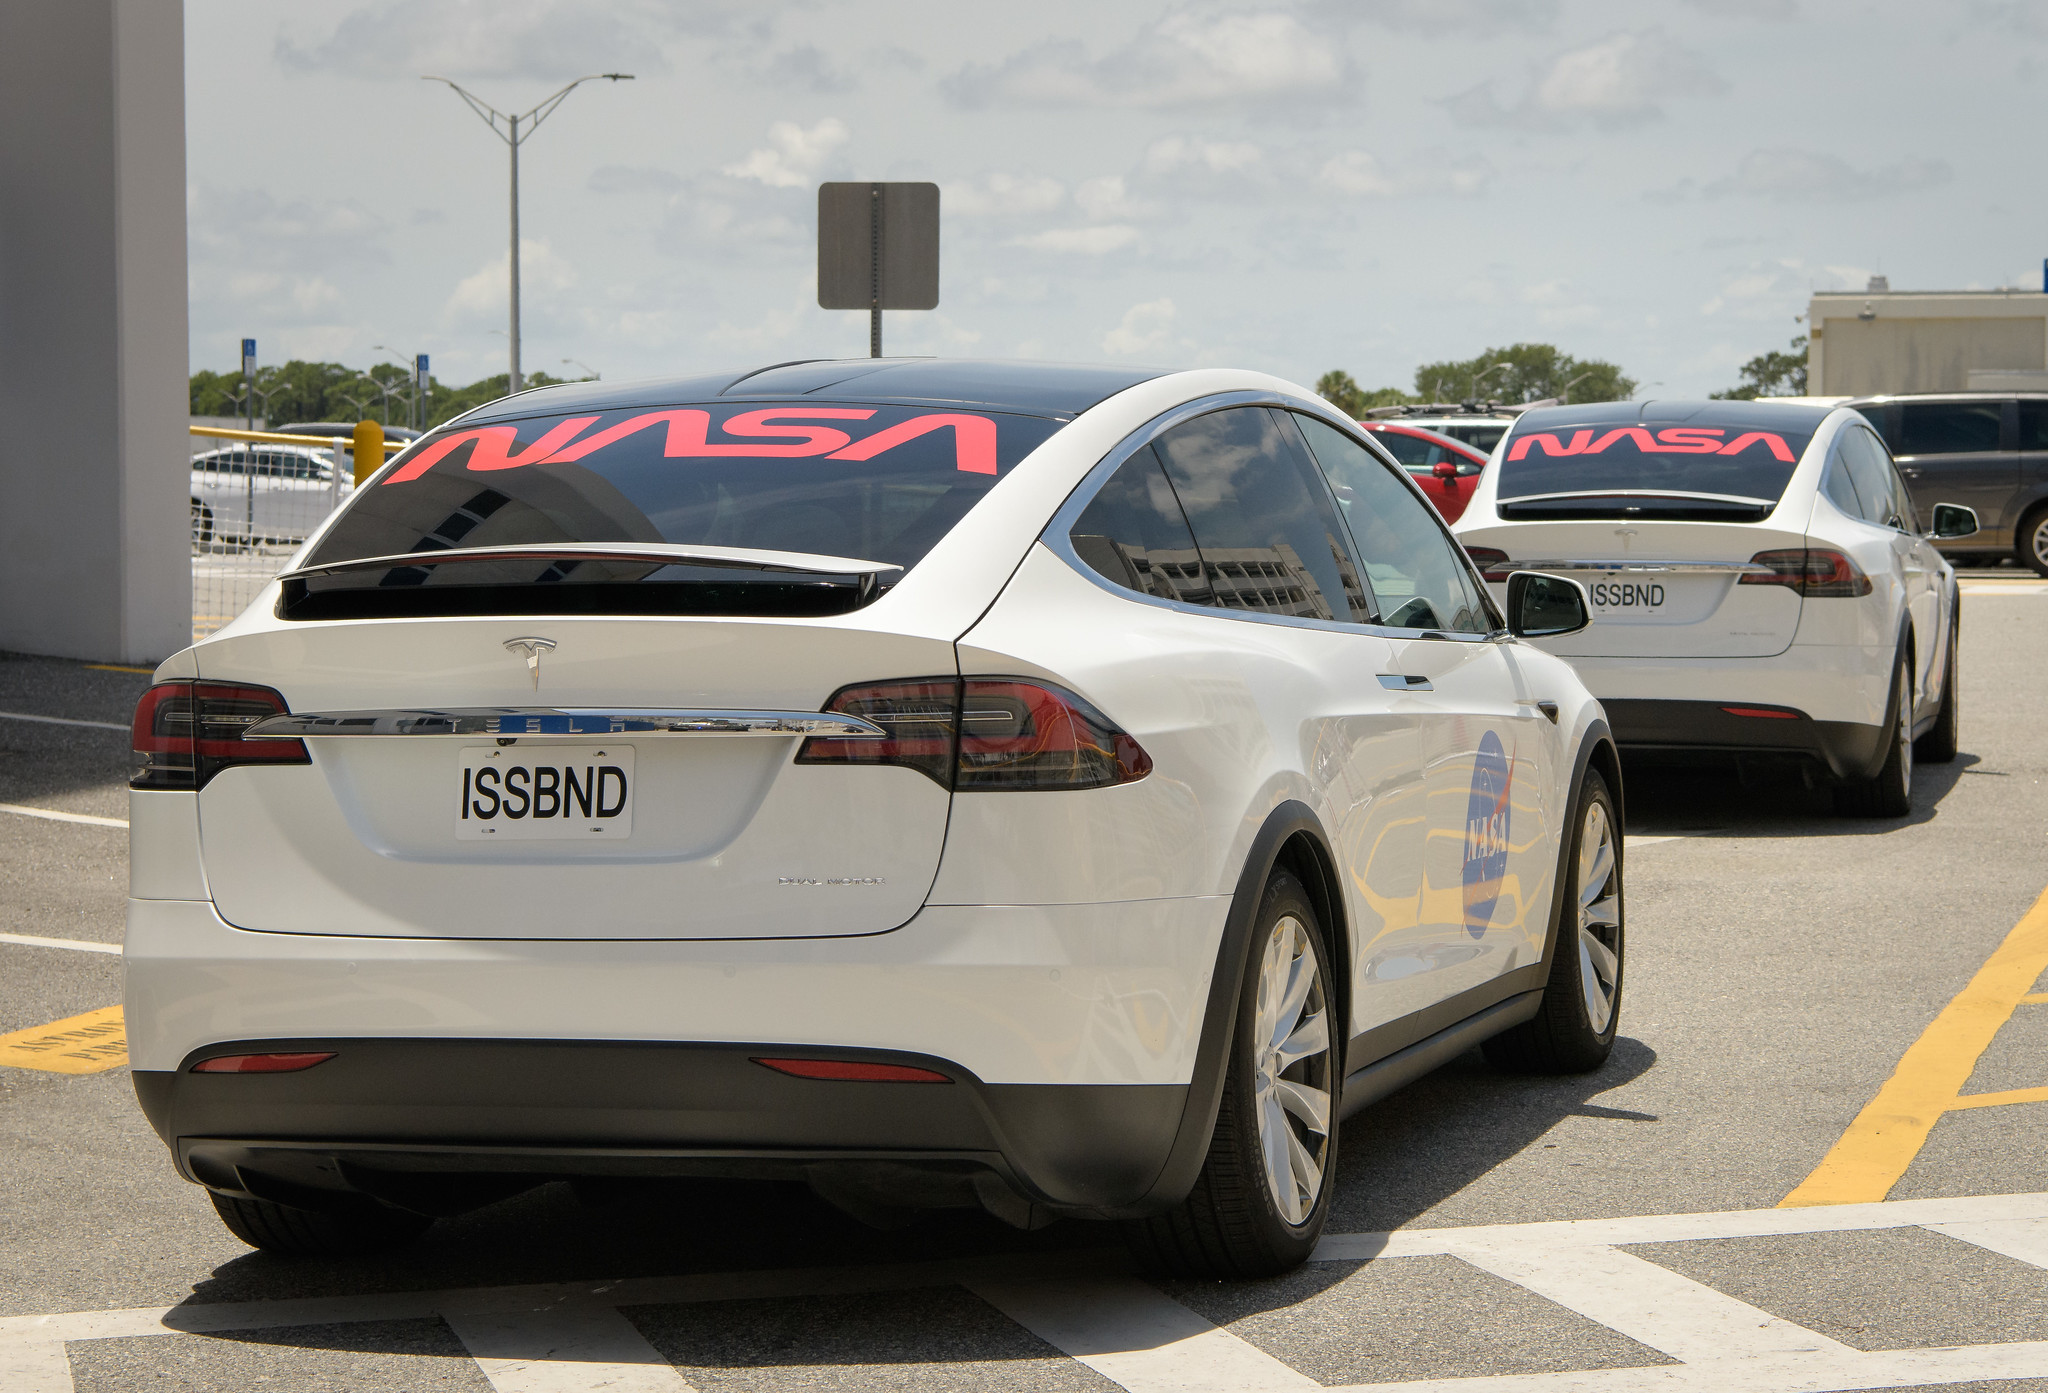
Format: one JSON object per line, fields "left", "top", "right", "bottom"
{"left": 127, "top": 361, "right": 1622, "bottom": 1276}
{"left": 1454, "top": 400, "right": 1977, "bottom": 818}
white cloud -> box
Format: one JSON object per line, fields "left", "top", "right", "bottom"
{"left": 1014, "top": 225, "right": 1142, "bottom": 255}
{"left": 1318, "top": 150, "right": 1493, "bottom": 198}
{"left": 945, "top": 12, "right": 1348, "bottom": 109}
{"left": 1319, "top": 151, "right": 1398, "bottom": 197}
{"left": 1102, "top": 298, "right": 1188, "bottom": 356}
{"left": 1450, "top": 31, "right": 1724, "bottom": 128}
{"left": 1075, "top": 176, "right": 1156, "bottom": 220}
{"left": 1351, "top": 0, "right": 1559, "bottom": 32}
{"left": 1704, "top": 148, "right": 1953, "bottom": 202}
{"left": 278, "top": 2, "right": 665, "bottom": 82}
{"left": 948, "top": 173, "right": 1067, "bottom": 218}
{"left": 445, "top": 239, "right": 576, "bottom": 322}
{"left": 722, "top": 118, "right": 849, "bottom": 189}
{"left": 1144, "top": 137, "right": 1263, "bottom": 176}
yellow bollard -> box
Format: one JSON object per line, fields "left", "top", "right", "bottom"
{"left": 352, "top": 419, "right": 385, "bottom": 487}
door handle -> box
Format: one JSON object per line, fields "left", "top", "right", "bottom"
{"left": 1377, "top": 674, "right": 1433, "bottom": 691}
{"left": 1516, "top": 698, "right": 1560, "bottom": 723}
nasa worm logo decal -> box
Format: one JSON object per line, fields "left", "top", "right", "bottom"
{"left": 1462, "top": 730, "right": 1513, "bottom": 937}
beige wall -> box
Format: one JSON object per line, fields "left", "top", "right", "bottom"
{"left": 1820, "top": 316, "right": 2046, "bottom": 395}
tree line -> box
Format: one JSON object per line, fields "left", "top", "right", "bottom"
{"left": 190, "top": 359, "right": 583, "bottom": 432}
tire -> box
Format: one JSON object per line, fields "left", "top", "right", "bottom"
{"left": 1915, "top": 603, "right": 1960, "bottom": 764}
{"left": 1125, "top": 871, "right": 1338, "bottom": 1278}
{"left": 189, "top": 500, "right": 213, "bottom": 549}
{"left": 1484, "top": 769, "right": 1623, "bottom": 1075}
{"left": 1833, "top": 653, "right": 1913, "bottom": 817}
{"left": 2021, "top": 506, "right": 2048, "bottom": 578}
{"left": 209, "top": 1191, "right": 432, "bottom": 1258}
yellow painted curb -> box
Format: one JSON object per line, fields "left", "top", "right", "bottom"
{"left": 0, "top": 1005, "right": 127, "bottom": 1074}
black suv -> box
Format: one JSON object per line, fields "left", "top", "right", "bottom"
{"left": 1842, "top": 393, "right": 2048, "bottom": 574}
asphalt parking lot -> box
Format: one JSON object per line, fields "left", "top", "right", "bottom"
{"left": 2, "top": 572, "right": 2045, "bottom": 1393}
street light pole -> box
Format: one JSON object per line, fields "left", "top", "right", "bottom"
{"left": 423, "top": 72, "right": 634, "bottom": 394}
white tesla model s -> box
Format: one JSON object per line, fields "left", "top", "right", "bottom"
{"left": 127, "top": 361, "right": 1622, "bottom": 1276}
{"left": 1454, "top": 400, "right": 1977, "bottom": 818}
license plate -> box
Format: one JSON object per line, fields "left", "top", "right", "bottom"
{"left": 1587, "top": 579, "right": 1666, "bottom": 613}
{"left": 458, "top": 745, "right": 633, "bottom": 840}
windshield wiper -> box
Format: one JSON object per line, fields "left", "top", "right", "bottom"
{"left": 282, "top": 542, "right": 905, "bottom": 583}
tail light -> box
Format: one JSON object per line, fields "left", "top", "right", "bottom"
{"left": 752, "top": 1057, "right": 951, "bottom": 1083}
{"left": 131, "top": 681, "right": 310, "bottom": 790}
{"left": 1740, "top": 549, "right": 1872, "bottom": 597}
{"left": 1463, "top": 546, "right": 1511, "bottom": 582}
{"left": 796, "top": 677, "right": 1151, "bottom": 791}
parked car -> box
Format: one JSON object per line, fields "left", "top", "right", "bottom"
{"left": 1838, "top": 393, "right": 2048, "bottom": 574}
{"left": 274, "top": 422, "right": 423, "bottom": 443}
{"left": 1360, "top": 421, "right": 1490, "bottom": 522}
{"left": 189, "top": 444, "right": 353, "bottom": 548}
{"left": 1366, "top": 402, "right": 1528, "bottom": 455}
{"left": 130, "top": 360, "right": 1622, "bottom": 1277}
{"left": 1455, "top": 400, "right": 1975, "bottom": 817}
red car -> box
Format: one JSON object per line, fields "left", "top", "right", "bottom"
{"left": 1360, "top": 421, "right": 1489, "bottom": 522}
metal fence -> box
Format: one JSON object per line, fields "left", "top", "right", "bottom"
{"left": 188, "top": 427, "right": 392, "bottom": 642}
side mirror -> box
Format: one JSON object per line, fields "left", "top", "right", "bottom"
{"left": 1507, "top": 571, "right": 1591, "bottom": 639}
{"left": 1929, "top": 503, "right": 1979, "bottom": 539}
{"left": 1432, "top": 460, "right": 1458, "bottom": 480}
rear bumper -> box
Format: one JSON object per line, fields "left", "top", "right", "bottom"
{"left": 1601, "top": 699, "right": 1886, "bottom": 780}
{"left": 1563, "top": 644, "right": 1892, "bottom": 729}
{"left": 133, "top": 1039, "right": 1183, "bottom": 1220}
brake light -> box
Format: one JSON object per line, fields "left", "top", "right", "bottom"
{"left": 795, "top": 677, "right": 1151, "bottom": 790}
{"left": 131, "top": 681, "right": 310, "bottom": 790}
{"left": 1463, "top": 546, "right": 1511, "bottom": 582}
{"left": 1721, "top": 706, "right": 1803, "bottom": 720}
{"left": 752, "top": 1058, "right": 951, "bottom": 1083}
{"left": 191, "top": 1051, "right": 335, "bottom": 1073}
{"left": 1740, "top": 549, "right": 1871, "bottom": 597}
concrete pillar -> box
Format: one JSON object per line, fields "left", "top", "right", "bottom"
{"left": 0, "top": 0, "right": 190, "bottom": 664}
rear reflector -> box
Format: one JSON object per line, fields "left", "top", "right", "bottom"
{"left": 796, "top": 677, "right": 1150, "bottom": 791}
{"left": 191, "top": 1051, "right": 336, "bottom": 1074}
{"left": 1721, "top": 706, "right": 1804, "bottom": 720}
{"left": 752, "top": 1057, "right": 952, "bottom": 1083}
{"left": 1740, "top": 549, "right": 1872, "bottom": 597}
{"left": 132, "top": 681, "right": 310, "bottom": 790}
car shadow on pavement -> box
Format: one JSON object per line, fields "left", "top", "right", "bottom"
{"left": 1622, "top": 751, "right": 1975, "bottom": 839}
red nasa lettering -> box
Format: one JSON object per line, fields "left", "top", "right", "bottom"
{"left": 1507, "top": 427, "right": 1796, "bottom": 463}
{"left": 383, "top": 408, "right": 999, "bottom": 485}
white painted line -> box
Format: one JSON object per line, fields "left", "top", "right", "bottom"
{"left": 0, "top": 933, "right": 121, "bottom": 956}
{"left": 1310, "top": 1190, "right": 2048, "bottom": 1260}
{"left": 1959, "top": 583, "right": 2048, "bottom": 595}
{"left": 0, "top": 1336, "right": 73, "bottom": 1393}
{"left": 1451, "top": 1244, "right": 1851, "bottom": 1363}
{"left": 444, "top": 1306, "right": 694, "bottom": 1393}
{"left": 1926, "top": 1216, "right": 2048, "bottom": 1270}
{"left": 1321, "top": 1340, "right": 2048, "bottom": 1392}
{"left": 0, "top": 804, "right": 126, "bottom": 830}
{"left": 970, "top": 1274, "right": 1317, "bottom": 1393}
{"left": 1627, "top": 835, "right": 1687, "bottom": 847}
{"left": 0, "top": 711, "right": 126, "bottom": 732}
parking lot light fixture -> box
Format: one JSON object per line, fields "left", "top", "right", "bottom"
{"left": 423, "top": 73, "right": 635, "bottom": 395}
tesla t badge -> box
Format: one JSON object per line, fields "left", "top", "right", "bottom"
{"left": 503, "top": 637, "right": 557, "bottom": 689}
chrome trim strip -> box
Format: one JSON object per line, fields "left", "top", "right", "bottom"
{"left": 280, "top": 542, "right": 905, "bottom": 582}
{"left": 243, "top": 708, "right": 888, "bottom": 739}
{"left": 1498, "top": 560, "right": 1774, "bottom": 574}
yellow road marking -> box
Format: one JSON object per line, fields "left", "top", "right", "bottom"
{"left": 0, "top": 1006, "right": 127, "bottom": 1074}
{"left": 2023, "top": 993, "right": 2048, "bottom": 1004}
{"left": 1947, "top": 1085, "right": 2048, "bottom": 1110}
{"left": 83, "top": 662, "right": 153, "bottom": 674}
{"left": 1781, "top": 886, "right": 2048, "bottom": 1207}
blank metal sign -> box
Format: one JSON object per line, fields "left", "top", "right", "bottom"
{"left": 817, "top": 182, "right": 940, "bottom": 311}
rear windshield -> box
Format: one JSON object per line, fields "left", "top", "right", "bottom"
{"left": 287, "top": 402, "right": 1063, "bottom": 618}
{"left": 1494, "top": 420, "right": 1815, "bottom": 520}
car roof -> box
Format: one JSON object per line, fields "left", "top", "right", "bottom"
{"left": 1509, "top": 399, "right": 1836, "bottom": 434}
{"left": 1362, "top": 421, "right": 1488, "bottom": 454}
{"left": 455, "top": 359, "right": 1173, "bottom": 426}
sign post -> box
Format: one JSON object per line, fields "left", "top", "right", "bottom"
{"left": 413, "top": 353, "right": 430, "bottom": 431}
{"left": 817, "top": 183, "right": 939, "bottom": 357}
{"left": 240, "top": 338, "right": 257, "bottom": 433}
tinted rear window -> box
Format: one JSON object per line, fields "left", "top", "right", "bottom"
{"left": 289, "top": 402, "right": 1063, "bottom": 618}
{"left": 1494, "top": 419, "right": 1815, "bottom": 517}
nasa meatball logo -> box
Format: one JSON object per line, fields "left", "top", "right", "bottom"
{"left": 1462, "top": 731, "right": 1513, "bottom": 937}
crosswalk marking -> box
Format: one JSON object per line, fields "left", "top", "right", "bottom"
{"left": 2, "top": 1192, "right": 2045, "bottom": 1393}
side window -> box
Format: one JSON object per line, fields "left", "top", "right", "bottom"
{"left": 1898, "top": 402, "right": 2003, "bottom": 455}
{"left": 1068, "top": 446, "right": 1210, "bottom": 605}
{"left": 2019, "top": 400, "right": 2048, "bottom": 451}
{"left": 1371, "top": 431, "right": 1431, "bottom": 468}
{"left": 1841, "top": 428, "right": 1906, "bottom": 529}
{"left": 1292, "top": 414, "right": 1491, "bottom": 635}
{"left": 1150, "top": 407, "right": 1372, "bottom": 624}
{"left": 1821, "top": 441, "right": 1868, "bottom": 519}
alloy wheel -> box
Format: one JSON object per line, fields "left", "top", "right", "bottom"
{"left": 1252, "top": 914, "right": 1333, "bottom": 1225}
{"left": 1575, "top": 800, "right": 1622, "bottom": 1034}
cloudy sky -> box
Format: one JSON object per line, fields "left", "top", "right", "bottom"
{"left": 185, "top": 1, "right": 2047, "bottom": 399}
